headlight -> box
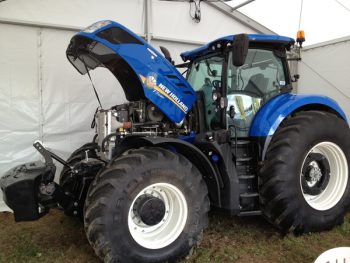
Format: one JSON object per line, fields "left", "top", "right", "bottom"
{"left": 212, "top": 91, "right": 221, "bottom": 101}
{"left": 220, "top": 97, "right": 227, "bottom": 109}
{"left": 83, "top": 20, "right": 112, "bottom": 33}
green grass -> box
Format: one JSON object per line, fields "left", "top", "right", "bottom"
{"left": 1, "top": 210, "right": 350, "bottom": 263}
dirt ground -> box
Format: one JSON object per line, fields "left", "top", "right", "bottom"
{"left": 1, "top": 210, "right": 350, "bottom": 263}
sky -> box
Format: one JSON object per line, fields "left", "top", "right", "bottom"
{"left": 229, "top": 0, "right": 350, "bottom": 45}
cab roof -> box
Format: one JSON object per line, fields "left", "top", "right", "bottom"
{"left": 180, "top": 34, "right": 295, "bottom": 62}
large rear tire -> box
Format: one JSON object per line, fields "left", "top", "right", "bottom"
{"left": 84, "top": 147, "right": 209, "bottom": 263}
{"left": 259, "top": 111, "right": 350, "bottom": 233}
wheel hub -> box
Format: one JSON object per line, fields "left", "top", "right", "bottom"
{"left": 128, "top": 183, "right": 188, "bottom": 249}
{"left": 135, "top": 195, "right": 166, "bottom": 226}
{"left": 300, "top": 142, "right": 348, "bottom": 211}
{"left": 301, "top": 153, "right": 330, "bottom": 195}
{"left": 306, "top": 161, "right": 323, "bottom": 187}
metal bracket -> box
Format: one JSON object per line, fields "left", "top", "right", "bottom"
{"left": 33, "top": 140, "right": 72, "bottom": 170}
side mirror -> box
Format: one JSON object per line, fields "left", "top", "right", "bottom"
{"left": 232, "top": 34, "right": 249, "bottom": 67}
{"left": 160, "top": 46, "right": 174, "bottom": 65}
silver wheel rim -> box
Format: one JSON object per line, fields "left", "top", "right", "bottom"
{"left": 128, "top": 183, "right": 188, "bottom": 249}
{"left": 300, "top": 142, "right": 348, "bottom": 211}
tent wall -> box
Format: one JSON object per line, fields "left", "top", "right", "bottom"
{"left": 298, "top": 37, "right": 350, "bottom": 121}
{"left": 0, "top": 0, "right": 269, "bottom": 211}
{"left": 0, "top": 0, "right": 145, "bottom": 34}
{"left": 0, "top": 24, "right": 122, "bottom": 211}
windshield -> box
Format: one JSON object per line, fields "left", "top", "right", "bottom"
{"left": 227, "top": 48, "right": 287, "bottom": 137}
{"left": 187, "top": 56, "right": 223, "bottom": 91}
{"left": 186, "top": 48, "right": 288, "bottom": 136}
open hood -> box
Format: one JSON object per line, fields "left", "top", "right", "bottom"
{"left": 66, "top": 20, "right": 196, "bottom": 124}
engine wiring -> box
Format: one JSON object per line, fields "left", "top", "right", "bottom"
{"left": 189, "top": 0, "right": 202, "bottom": 23}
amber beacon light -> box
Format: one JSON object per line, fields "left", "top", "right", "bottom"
{"left": 296, "top": 30, "right": 305, "bottom": 47}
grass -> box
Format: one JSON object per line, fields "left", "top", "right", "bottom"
{"left": 1, "top": 210, "right": 350, "bottom": 263}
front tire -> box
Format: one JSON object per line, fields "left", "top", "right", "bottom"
{"left": 259, "top": 111, "right": 350, "bottom": 233}
{"left": 84, "top": 147, "right": 209, "bottom": 263}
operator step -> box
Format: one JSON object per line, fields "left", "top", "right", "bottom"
{"left": 238, "top": 175, "right": 256, "bottom": 180}
{"left": 240, "top": 192, "right": 259, "bottom": 198}
{"left": 239, "top": 210, "right": 262, "bottom": 217}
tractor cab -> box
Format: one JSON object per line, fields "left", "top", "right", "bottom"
{"left": 183, "top": 34, "right": 294, "bottom": 137}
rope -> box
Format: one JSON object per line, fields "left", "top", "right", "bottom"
{"left": 189, "top": 0, "right": 201, "bottom": 23}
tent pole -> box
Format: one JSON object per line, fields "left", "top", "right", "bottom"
{"left": 145, "top": 0, "right": 152, "bottom": 43}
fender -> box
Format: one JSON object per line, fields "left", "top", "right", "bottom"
{"left": 114, "top": 136, "right": 222, "bottom": 207}
{"left": 250, "top": 93, "right": 348, "bottom": 137}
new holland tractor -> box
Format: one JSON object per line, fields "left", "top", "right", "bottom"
{"left": 2, "top": 20, "right": 350, "bottom": 263}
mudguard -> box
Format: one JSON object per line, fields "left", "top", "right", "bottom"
{"left": 249, "top": 93, "right": 348, "bottom": 137}
{"left": 66, "top": 20, "right": 196, "bottom": 124}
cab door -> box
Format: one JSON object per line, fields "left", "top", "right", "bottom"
{"left": 187, "top": 54, "right": 225, "bottom": 131}
{"left": 226, "top": 48, "right": 287, "bottom": 137}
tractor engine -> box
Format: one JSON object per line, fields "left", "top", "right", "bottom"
{"left": 95, "top": 101, "right": 194, "bottom": 159}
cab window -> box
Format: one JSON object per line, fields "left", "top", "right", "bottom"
{"left": 187, "top": 55, "right": 224, "bottom": 130}
{"left": 227, "top": 49, "right": 287, "bottom": 137}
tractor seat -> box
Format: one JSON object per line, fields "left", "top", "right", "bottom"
{"left": 245, "top": 73, "right": 269, "bottom": 98}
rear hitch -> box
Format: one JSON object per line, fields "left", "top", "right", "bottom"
{"left": 0, "top": 141, "right": 75, "bottom": 221}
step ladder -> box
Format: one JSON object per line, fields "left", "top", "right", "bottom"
{"left": 231, "top": 138, "right": 262, "bottom": 216}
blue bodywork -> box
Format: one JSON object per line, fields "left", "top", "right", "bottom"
{"left": 250, "top": 93, "right": 348, "bottom": 137}
{"left": 181, "top": 34, "right": 294, "bottom": 61}
{"left": 66, "top": 20, "right": 346, "bottom": 139}
{"left": 67, "top": 20, "right": 196, "bottom": 124}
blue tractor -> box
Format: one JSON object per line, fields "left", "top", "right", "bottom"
{"left": 2, "top": 21, "right": 350, "bottom": 263}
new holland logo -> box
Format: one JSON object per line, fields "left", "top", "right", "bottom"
{"left": 140, "top": 74, "right": 189, "bottom": 113}
{"left": 144, "top": 73, "right": 157, "bottom": 89}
